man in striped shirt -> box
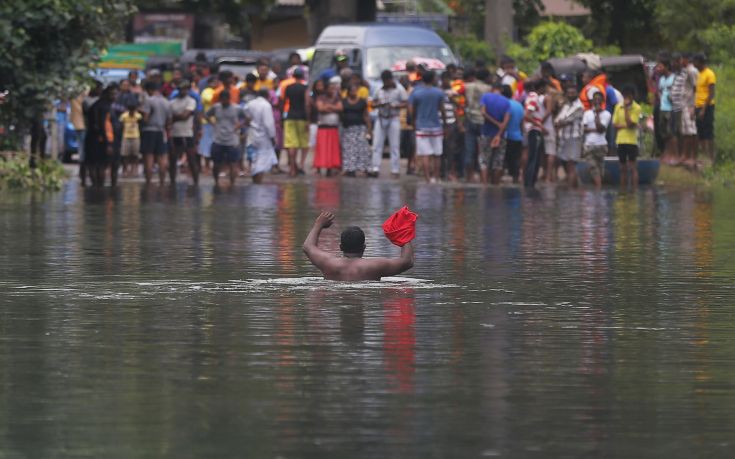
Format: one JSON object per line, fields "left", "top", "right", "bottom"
{"left": 554, "top": 84, "right": 584, "bottom": 187}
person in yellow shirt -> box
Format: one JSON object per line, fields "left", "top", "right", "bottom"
{"left": 612, "top": 86, "right": 642, "bottom": 188}
{"left": 199, "top": 76, "right": 219, "bottom": 173}
{"left": 693, "top": 53, "right": 716, "bottom": 160}
{"left": 253, "top": 61, "right": 275, "bottom": 92}
{"left": 119, "top": 103, "right": 142, "bottom": 177}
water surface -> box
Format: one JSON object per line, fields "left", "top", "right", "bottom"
{"left": 1, "top": 179, "right": 735, "bottom": 458}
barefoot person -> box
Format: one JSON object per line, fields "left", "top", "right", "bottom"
{"left": 303, "top": 212, "right": 415, "bottom": 281}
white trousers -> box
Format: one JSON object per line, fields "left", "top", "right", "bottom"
{"left": 372, "top": 117, "right": 401, "bottom": 174}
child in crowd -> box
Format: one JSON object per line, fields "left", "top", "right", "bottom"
{"left": 119, "top": 103, "right": 141, "bottom": 177}
{"left": 582, "top": 92, "right": 611, "bottom": 189}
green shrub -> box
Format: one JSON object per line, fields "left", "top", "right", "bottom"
{"left": 505, "top": 21, "right": 593, "bottom": 73}
{"left": 713, "top": 65, "right": 735, "bottom": 166}
{"left": 0, "top": 155, "right": 67, "bottom": 190}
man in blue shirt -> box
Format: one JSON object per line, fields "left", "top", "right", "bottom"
{"left": 408, "top": 70, "right": 447, "bottom": 183}
{"left": 502, "top": 85, "right": 524, "bottom": 183}
{"left": 479, "top": 83, "right": 510, "bottom": 185}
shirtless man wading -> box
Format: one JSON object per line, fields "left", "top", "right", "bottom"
{"left": 303, "top": 212, "right": 415, "bottom": 281}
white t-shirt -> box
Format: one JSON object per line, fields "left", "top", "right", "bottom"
{"left": 583, "top": 109, "right": 611, "bottom": 146}
{"left": 170, "top": 96, "right": 197, "bottom": 138}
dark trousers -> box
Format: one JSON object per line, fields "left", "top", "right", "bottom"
{"left": 505, "top": 139, "right": 522, "bottom": 180}
{"left": 524, "top": 130, "right": 544, "bottom": 188}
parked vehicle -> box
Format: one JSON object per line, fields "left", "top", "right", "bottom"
{"left": 311, "top": 23, "right": 457, "bottom": 90}
{"left": 541, "top": 54, "right": 649, "bottom": 102}
{"left": 180, "top": 49, "right": 271, "bottom": 80}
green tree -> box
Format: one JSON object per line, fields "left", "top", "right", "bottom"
{"left": 575, "top": 0, "right": 658, "bottom": 50}
{"left": 655, "top": 0, "right": 735, "bottom": 56}
{"left": 505, "top": 21, "right": 592, "bottom": 73}
{"left": 0, "top": 0, "right": 135, "bottom": 146}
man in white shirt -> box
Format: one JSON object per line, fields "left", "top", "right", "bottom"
{"left": 582, "top": 92, "right": 611, "bottom": 189}
{"left": 169, "top": 80, "right": 199, "bottom": 185}
{"left": 243, "top": 89, "right": 278, "bottom": 184}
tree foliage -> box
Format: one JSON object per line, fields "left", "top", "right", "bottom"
{"left": 0, "top": 0, "right": 135, "bottom": 138}
{"left": 576, "top": 0, "right": 657, "bottom": 50}
{"left": 655, "top": 0, "right": 735, "bottom": 58}
{"left": 505, "top": 21, "right": 592, "bottom": 73}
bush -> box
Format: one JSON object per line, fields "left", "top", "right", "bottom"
{"left": 439, "top": 32, "right": 495, "bottom": 67}
{"left": 713, "top": 65, "right": 735, "bottom": 165}
{"left": 505, "top": 21, "right": 593, "bottom": 73}
{"left": 700, "top": 24, "right": 735, "bottom": 65}
{"left": 0, "top": 155, "right": 67, "bottom": 190}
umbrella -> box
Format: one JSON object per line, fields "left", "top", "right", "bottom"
{"left": 391, "top": 57, "right": 446, "bottom": 72}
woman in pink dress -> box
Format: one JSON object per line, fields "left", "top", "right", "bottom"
{"left": 313, "top": 78, "right": 343, "bottom": 176}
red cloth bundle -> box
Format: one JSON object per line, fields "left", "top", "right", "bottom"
{"left": 382, "top": 206, "right": 418, "bottom": 247}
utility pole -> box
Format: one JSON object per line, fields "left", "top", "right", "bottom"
{"left": 485, "top": 0, "right": 513, "bottom": 62}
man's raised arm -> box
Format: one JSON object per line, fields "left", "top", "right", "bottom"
{"left": 370, "top": 241, "right": 415, "bottom": 278}
{"left": 303, "top": 211, "right": 337, "bottom": 270}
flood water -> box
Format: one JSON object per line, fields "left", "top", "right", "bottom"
{"left": 2, "top": 179, "right": 735, "bottom": 458}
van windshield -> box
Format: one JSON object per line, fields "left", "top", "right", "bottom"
{"left": 366, "top": 46, "right": 453, "bottom": 79}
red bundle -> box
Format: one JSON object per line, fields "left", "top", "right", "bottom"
{"left": 382, "top": 206, "right": 418, "bottom": 247}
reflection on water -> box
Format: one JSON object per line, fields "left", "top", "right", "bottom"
{"left": 2, "top": 180, "right": 735, "bottom": 457}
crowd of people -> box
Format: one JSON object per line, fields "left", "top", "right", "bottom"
{"left": 67, "top": 49, "right": 717, "bottom": 189}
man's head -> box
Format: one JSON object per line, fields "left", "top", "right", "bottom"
{"left": 219, "top": 89, "right": 231, "bottom": 106}
{"left": 119, "top": 79, "right": 130, "bottom": 92}
{"left": 257, "top": 88, "right": 270, "bottom": 99}
{"left": 340, "top": 226, "right": 366, "bottom": 256}
{"left": 128, "top": 70, "right": 139, "bottom": 84}
{"left": 693, "top": 53, "right": 707, "bottom": 71}
{"left": 671, "top": 52, "right": 682, "bottom": 71}
{"left": 245, "top": 73, "right": 257, "bottom": 89}
{"left": 501, "top": 84, "right": 513, "bottom": 99}
{"left": 477, "top": 68, "right": 491, "bottom": 84}
{"left": 219, "top": 70, "right": 233, "bottom": 87}
{"left": 177, "top": 79, "right": 190, "bottom": 97}
{"left": 491, "top": 81, "right": 503, "bottom": 93}
{"left": 582, "top": 70, "right": 596, "bottom": 85}
{"left": 335, "top": 50, "right": 349, "bottom": 69}
{"left": 441, "top": 70, "right": 452, "bottom": 88}
{"left": 422, "top": 69, "right": 435, "bottom": 85}
{"left": 289, "top": 51, "right": 302, "bottom": 66}
{"left": 446, "top": 63, "right": 457, "bottom": 79}
{"left": 500, "top": 55, "right": 515, "bottom": 72}
{"left": 144, "top": 80, "right": 158, "bottom": 95}
{"left": 621, "top": 85, "right": 636, "bottom": 105}
{"left": 381, "top": 70, "right": 395, "bottom": 88}
{"left": 172, "top": 68, "right": 183, "bottom": 83}
{"left": 257, "top": 60, "right": 270, "bottom": 79}
{"left": 565, "top": 83, "right": 578, "bottom": 101}
{"left": 292, "top": 67, "right": 305, "bottom": 81}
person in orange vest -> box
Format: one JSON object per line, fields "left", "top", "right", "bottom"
{"left": 580, "top": 70, "right": 607, "bottom": 111}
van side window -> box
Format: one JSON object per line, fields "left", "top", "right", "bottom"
{"left": 351, "top": 49, "right": 362, "bottom": 74}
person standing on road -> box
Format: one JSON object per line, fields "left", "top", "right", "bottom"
{"left": 206, "top": 90, "right": 246, "bottom": 187}
{"left": 119, "top": 103, "right": 142, "bottom": 177}
{"left": 340, "top": 83, "right": 372, "bottom": 177}
{"left": 169, "top": 80, "right": 200, "bottom": 185}
{"left": 463, "top": 68, "right": 491, "bottom": 182}
{"left": 582, "top": 92, "right": 611, "bottom": 189}
{"left": 409, "top": 70, "right": 447, "bottom": 183}
{"left": 554, "top": 84, "right": 584, "bottom": 187}
{"left": 503, "top": 85, "right": 524, "bottom": 184}
{"left": 479, "top": 83, "right": 510, "bottom": 185}
{"left": 371, "top": 70, "right": 408, "bottom": 178}
{"left": 613, "top": 86, "right": 642, "bottom": 188}
{"left": 314, "top": 77, "right": 343, "bottom": 176}
{"left": 140, "top": 81, "right": 172, "bottom": 186}
{"left": 693, "top": 53, "right": 716, "bottom": 162}
{"left": 281, "top": 67, "right": 309, "bottom": 176}
{"left": 243, "top": 89, "right": 278, "bottom": 184}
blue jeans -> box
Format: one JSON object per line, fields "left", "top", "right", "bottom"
{"left": 524, "top": 130, "right": 544, "bottom": 188}
{"left": 464, "top": 120, "right": 482, "bottom": 174}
